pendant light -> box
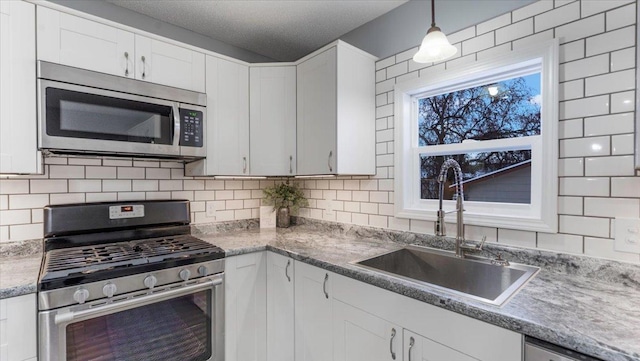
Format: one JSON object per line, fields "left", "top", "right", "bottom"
{"left": 412, "top": 0, "right": 457, "bottom": 63}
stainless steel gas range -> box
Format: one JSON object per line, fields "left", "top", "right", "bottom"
{"left": 37, "top": 200, "right": 225, "bottom": 361}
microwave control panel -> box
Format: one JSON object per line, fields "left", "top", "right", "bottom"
{"left": 179, "top": 109, "right": 204, "bottom": 147}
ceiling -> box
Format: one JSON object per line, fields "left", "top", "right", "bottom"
{"left": 105, "top": 0, "right": 408, "bottom": 62}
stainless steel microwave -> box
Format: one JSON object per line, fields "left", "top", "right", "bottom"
{"left": 37, "top": 61, "right": 206, "bottom": 159}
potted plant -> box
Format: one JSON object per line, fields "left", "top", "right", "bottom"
{"left": 262, "top": 181, "right": 308, "bottom": 228}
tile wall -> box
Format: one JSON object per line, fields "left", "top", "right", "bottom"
{"left": 297, "top": 0, "right": 640, "bottom": 263}
{"left": 0, "top": 0, "right": 638, "bottom": 265}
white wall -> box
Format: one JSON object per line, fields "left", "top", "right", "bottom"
{"left": 297, "top": 0, "right": 640, "bottom": 264}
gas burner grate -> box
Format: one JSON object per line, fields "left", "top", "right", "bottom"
{"left": 41, "top": 235, "right": 220, "bottom": 281}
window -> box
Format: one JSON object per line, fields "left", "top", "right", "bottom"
{"left": 394, "top": 40, "right": 559, "bottom": 233}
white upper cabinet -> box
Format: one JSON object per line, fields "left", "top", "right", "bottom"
{"left": 37, "top": 6, "right": 134, "bottom": 78}
{"left": 186, "top": 55, "right": 249, "bottom": 176}
{"left": 249, "top": 66, "right": 297, "bottom": 176}
{"left": 296, "top": 41, "right": 376, "bottom": 175}
{"left": 37, "top": 7, "right": 205, "bottom": 92}
{"left": 134, "top": 35, "right": 205, "bottom": 92}
{"left": 0, "top": 0, "right": 40, "bottom": 174}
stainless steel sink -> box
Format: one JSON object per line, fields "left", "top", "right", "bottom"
{"left": 352, "top": 245, "right": 539, "bottom": 306}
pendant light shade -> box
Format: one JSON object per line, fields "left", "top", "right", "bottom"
{"left": 413, "top": 0, "right": 457, "bottom": 64}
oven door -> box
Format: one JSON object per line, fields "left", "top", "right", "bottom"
{"left": 39, "top": 79, "right": 182, "bottom": 157}
{"left": 39, "top": 275, "right": 224, "bottom": 361}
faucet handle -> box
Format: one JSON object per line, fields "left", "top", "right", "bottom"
{"left": 478, "top": 235, "right": 487, "bottom": 251}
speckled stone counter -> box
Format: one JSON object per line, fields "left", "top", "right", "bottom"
{"left": 194, "top": 220, "right": 640, "bottom": 361}
{"left": 2, "top": 219, "right": 639, "bottom": 360}
{"left": 0, "top": 239, "right": 42, "bottom": 299}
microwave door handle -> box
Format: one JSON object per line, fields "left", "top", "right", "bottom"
{"left": 173, "top": 105, "right": 181, "bottom": 148}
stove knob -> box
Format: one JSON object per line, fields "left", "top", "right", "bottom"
{"left": 102, "top": 283, "right": 117, "bottom": 298}
{"left": 179, "top": 269, "right": 191, "bottom": 281}
{"left": 198, "top": 266, "right": 208, "bottom": 277}
{"left": 143, "top": 275, "right": 157, "bottom": 289}
{"left": 73, "top": 288, "right": 90, "bottom": 304}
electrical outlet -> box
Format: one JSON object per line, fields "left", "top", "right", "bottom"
{"left": 205, "top": 201, "right": 216, "bottom": 219}
{"left": 614, "top": 217, "right": 640, "bottom": 254}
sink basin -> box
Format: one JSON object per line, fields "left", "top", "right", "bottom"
{"left": 352, "top": 245, "right": 539, "bottom": 306}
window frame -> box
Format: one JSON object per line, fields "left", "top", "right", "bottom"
{"left": 394, "top": 39, "right": 559, "bottom": 233}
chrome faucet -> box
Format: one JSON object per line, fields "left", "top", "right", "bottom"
{"left": 435, "top": 159, "right": 485, "bottom": 258}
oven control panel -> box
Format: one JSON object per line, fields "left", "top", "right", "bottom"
{"left": 109, "top": 205, "right": 144, "bottom": 219}
{"left": 179, "top": 108, "right": 203, "bottom": 147}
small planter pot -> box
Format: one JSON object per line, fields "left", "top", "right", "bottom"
{"left": 276, "top": 207, "right": 291, "bottom": 228}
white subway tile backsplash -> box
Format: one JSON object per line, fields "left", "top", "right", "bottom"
{"left": 9, "top": 223, "right": 42, "bottom": 241}
{"left": 50, "top": 193, "right": 85, "bottom": 205}
{"left": 560, "top": 54, "right": 609, "bottom": 82}
{"left": 31, "top": 209, "right": 43, "bottom": 223}
{"left": 50, "top": 165, "right": 84, "bottom": 179}
{"left": 29, "top": 180, "right": 66, "bottom": 194}
{"left": 386, "top": 62, "right": 408, "bottom": 78}
{"left": 537, "top": 233, "right": 583, "bottom": 254}
{"left": 555, "top": 14, "right": 604, "bottom": 43}
{"left": 447, "top": 27, "right": 476, "bottom": 45}
{"left": 477, "top": 13, "right": 511, "bottom": 35}
{"left": 558, "top": 196, "right": 583, "bottom": 215}
{"left": 581, "top": 0, "right": 634, "bottom": 17}
{"left": 171, "top": 191, "right": 194, "bottom": 201}
{"left": 134, "top": 161, "right": 159, "bottom": 168}
{"left": 558, "top": 158, "right": 583, "bottom": 176}
{"left": 476, "top": 43, "right": 512, "bottom": 61}
{"left": 103, "top": 159, "right": 132, "bottom": 167}
{"left": 369, "top": 215, "right": 388, "bottom": 228}
{"left": 559, "top": 177, "right": 609, "bottom": 196}
{"left": 102, "top": 180, "right": 131, "bottom": 192}
{"left": 611, "top": 91, "right": 635, "bottom": 113}
{"left": 376, "top": 79, "right": 394, "bottom": 95}
{"left": 45, "top": 157, "right": 68, "bottom": 165}
{"left": 375, "top": 55, "right": 395, "bottom": 70}
{"left": 132, "top": 180, "right": 158, "bottom": 192}
{"left": 534, "top": 1, "right": 579, "bottom": 32}
{"left": 9, "top": 194, "right": 49, "bottom": 209}
{"left": 611, "top": 177, "right": 640, "bottom": 197}
{"left": 560, "top": 215, "right": 610, "bottom": 238}
{"left": 0, "top": 210, "right": 31, "bottom": 226}
{"left": 584, "top": 237, "right": 640, "bottom": 262}
{"left": 67, "top": 158, "right": 101, "bottom": 166}
{"left": 585, "top": 69, "right": 635, "bottom": 96}
{"left": 465, "top": 225, "right": 498, "bottom": 243}
{"left": 513, "top": 1, "right": 553, "bottom": 22}
{"left": 462, "top": 32, "right": 494, "bottom": 55}
{"left": 558, "top": 119, "right": 583, "bottom": 139}
{"left": 559, "top": 79, "right": 583, "bottom": 101}
{"left": 611, "top": 47, "right": 635, "bottom": 72}
{"left": 183, "top": 180, "right": 205, "bottom": 191}
{"left": 85, "top": 166, "right": 115, "bottom": 179}
{"left": 584, "top": 197, "right": 640, "bottom": 218}
{"left": 117, "top": 192, "right": 145, "bottom": 201}
{"left": 584, "top": 113, "right": 634, "bottom": 136}
{"left": 512, "top": 29, "right": 554, "bottom": 49}
{"left": 606, "top": 2, "right": 636, "bottom": 31}
{"left": 86, "top": 192, "right": 117, "bottom": 202}
{"left": 0, "top": 180, "right": 29, "bottom": 195}
{"left": 585, "top": 156, "right": 635, "bottom": 176}
{"left": 445, "top": 53, "right": 477, "bottom": 70}
{"left": 376, "top": 69, "right": 386, "bottom": 83}
{"left": 1, "top": 226, "right": 9, "bottom": 242}
{"left": 159, "top": 180, "right": 183, "bottom": 191}
{"left": 352, "top": 191, "right": 369, "bottom": 202}
{"left": 497, "top": 228, "right": 536, "bottom": 248}
{"left": 0, "top": 195, "right": 7, "bottom": 210}
{"left": 336, "top": 211, "right": 352, "bottom": 224}
{"left": 586, "top": 26, "right": 636, "bottom": 56}
{"left": 560, "top": 95, "right": 609, "bottom": 119}
{"left": 559, "top": 40, "right": 585, "bottom": 63}
{"left": 161, "top": 162, "right": 183, "bottom": 169}
{"left": 612, "top": 134, "right": 635, "bottom": 155}
{"left": 146, "top": 191, "right": 171, "bottom": 200}
{"left": 146, "top": 168, "right": 171, "bottom": 180}
{"left": 117, "top": 167, "right": 145, "bottom": 179}
{"left": 560, "top": 136, "right": 610, "bottom": 157}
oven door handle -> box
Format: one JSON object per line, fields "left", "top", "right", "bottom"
{"left": 173, "top": 104, "right": 181, "bottom": 148}
{"left": 54, "top": 277, "right": 222, "bottom": 325}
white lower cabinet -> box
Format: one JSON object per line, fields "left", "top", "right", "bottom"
{"left": 294, "top": 261, "right": 334, "bottom": 361}
{"left": 225, "top": 252, "right": 267, "bottom": 361}
{"left": 404, "top": 329, "right": 477, "bottom": 361}
{"left": 266, "top": 252, "right": 295, "bottom": 361}
{"left": 333, "top": 299, "right": 401, "bottom": 361}
{"left": 0, "top": 294, "right": 37, "bottom": 361}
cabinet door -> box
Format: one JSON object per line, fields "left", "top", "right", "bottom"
{"left": 249, "top": 66, "right": 296, "bottom": 176}
{"left": 296, "top": 47, "right": 337, "bottom": 175}
{"left": 333, "top": 300, "right": 401, "bottom": 361}
{"left": 190, "top": 55, "right": 249, "bottom": 176}
{"left": 294, "top": 261, "right": 333, "bottom": 361}
{"left": 37, "top": 6, "right": 134, "bottom": 78}
{"left": 404, "top": 330, "right": 478, "bottom": 361}
{"left": 134, "top": 35, "right": 205, "bottom": 92}
{"left": 0, "top": 294, "right": 37, "bottom": 361}
{"left": 0, "top": 0, "right": 40, "bottom": 174}
{"left": 225, "top": 252, "right": 267, "bottom": 361}
{"left": 266, "top": 252, "right": 295, "bottom": 361}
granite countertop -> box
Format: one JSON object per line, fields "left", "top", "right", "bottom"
{"left": 2, "top": 220, "right": 639, "bottom": 360}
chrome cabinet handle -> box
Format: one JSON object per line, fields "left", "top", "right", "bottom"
{"left": 390, "top": 328, "right": 397, "bottom": 360}
{"left": 289, "top": 155, "right": 293, "bottom": 174}
{"left": 243, "top": 157, "right": 247, "bottom": 173}
{"left": 328, "top": 151, "right": 333, "bottom": 172}
{"left": 141, "top": 56, "right": 146, "bottom": 79}
{"left": 124, "top": 52, "right": 129, "bottom": 76}
{"left": 285, "top": 259, "right": 291, "bottom": 282}
{"left": 408, "top": 336, "right": 415, "bottom": 361}
{"left": 323, "top": 273, "right": 329, "bottom": 299}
